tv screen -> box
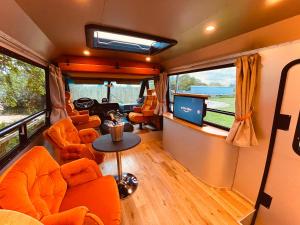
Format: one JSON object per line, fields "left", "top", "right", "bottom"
{"left": 173, "top": 95, "right": 206, "bottom": 126}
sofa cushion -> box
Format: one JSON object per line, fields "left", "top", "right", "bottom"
{"left": 47, "top": 118, "right": 81, "bottom": 148}
{"left": 0, "top": 146, "right": 67, "bottom": 220}
{"left": 60, "top": 175, "right": 120, "bottom": 225}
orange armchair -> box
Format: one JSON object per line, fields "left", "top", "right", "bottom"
{"left": 43, "top": 117, "right": 105, "bottom": 164}
{"left": 65, "top": 91, "right": 101, "bottom": 130}
{"left": 129, "top": 89, "right": 157, "bottom": 127}
{"left": 0, "top": 146, "right": 120, "bottom": 225}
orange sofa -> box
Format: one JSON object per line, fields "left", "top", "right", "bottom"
{"left": 128, "top": 89, "right": 157, "bottom": 127}
{"left": 0, "top": 146, "right": 121, "bottom": 225}
{"left": 44, "top": 117, "right": 105, "bottom": 164}
{"left": 66, "top": 91, "right": 101, "bottom": 130}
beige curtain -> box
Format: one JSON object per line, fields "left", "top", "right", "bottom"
{"left": 154, "top": 72, "right": 168, "bottom": 116}
{"left": 49, "top": 65, "right": 68, "bottom": 124}
{"left": 226, "top": 54, "right": 259, "bottom": 147}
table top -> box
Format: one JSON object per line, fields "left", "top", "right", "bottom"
{"left": 0, "top": 209, "right": 43, "bottom": 225}
{"left": 92, "top": 132, "right": 141, "bottom": 153}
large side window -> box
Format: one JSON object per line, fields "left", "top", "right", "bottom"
{"left": 168, "top": 65, "right": 236, "bottom": 130}
{"left": 0, "top": 49, "right": 47, "bottom": 166}
{"left": 68, "top": 81, "right": 108, "bottom": 101}
{"left": 110, "top": 81, "right": 141, "bottom": 104}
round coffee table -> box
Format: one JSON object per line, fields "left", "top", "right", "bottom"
{"left": 92, "top": 132, "right": 141, "bottom": 199}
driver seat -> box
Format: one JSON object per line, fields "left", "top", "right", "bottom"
{"left": 65, "top": 92, "right": 101, "bottom": 130}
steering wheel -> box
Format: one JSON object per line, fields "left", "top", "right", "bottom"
{"left": 74, "top": 98, "right": 95, "bottom": 109}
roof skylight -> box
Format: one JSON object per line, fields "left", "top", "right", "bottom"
{"left": 86, "top": 24, "right": 177, "bottom": 55}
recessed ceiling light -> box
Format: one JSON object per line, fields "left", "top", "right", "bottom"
{"left": 266, "top": 0, "right": 282, "bottom": 5}
{"left": 146, "top": 56, "right": 151, "bottom": 62}
{"left": 205, "top": 25, "right": 216, "bottom": 32}
{"left": 83, "top": 50, "right": 90, "bottom": 56}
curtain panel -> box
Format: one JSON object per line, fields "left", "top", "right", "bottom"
{"left": 154, "top": 72, "right": 168, "bottom": 116}
{"left": 226, "top": 54, "right": 259, "bottom": 147}
{"left": 49, "top": 65, "right": 67, "bottom": 124}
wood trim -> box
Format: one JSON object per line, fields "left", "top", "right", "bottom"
{"left": 56, "top": 56, "right": 160, "bottom": 75}
{"left": 163, "top": 112, "right": 228, "bottom": 138}
{"left": 174, "top": 93, "right": 209, "bottom": 99}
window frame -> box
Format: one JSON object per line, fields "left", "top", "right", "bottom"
{"left": 0, "top": 47, "right": 50, "bottom": 169}
{"left": 167, "top": 63, "right": 236, "bottom": 131}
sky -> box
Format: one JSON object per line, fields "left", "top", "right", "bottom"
{"left": 184, "top": 66, "right": 236, "bottom": 86}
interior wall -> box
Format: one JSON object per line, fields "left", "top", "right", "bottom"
{"left": 0, "top": 0, "right": 58, "bottom": 61}
{"left": 164, "top": 14, "right": 300, "bottom": 203}
{"left": 162, "top": 15, "right": 300, "bottom": 70}
{"left": 233, "top": 41, "right": 300, "bottom": 203}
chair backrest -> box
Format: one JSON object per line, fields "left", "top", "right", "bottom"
{"left": 0, "top": 146, "right": 67, "bottom": 220}
{"left": 142, "top": 89, "right": 157, "bottom": 111}
{"left": 46, "top": 118, "right": 81, "bottom": 149}
{"left": 65, "top": 91, "right": 75, "bottom": 115}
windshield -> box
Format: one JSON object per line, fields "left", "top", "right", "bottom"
{"left": 110, "top": 82, "right": 141, "bottom": 104}
{"left": 69, "top": 83, "right": 107, "bottom": 101}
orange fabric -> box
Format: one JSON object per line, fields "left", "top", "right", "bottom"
{"left": 71, "top": 114, "right": 90, "bottom": 124}
{"left": 0, "top": 146, "right": 67, "bottom": 220}
{"left": 79, "top": 128, "right": 100, "bottom": 144}
{"left": 133, "top": 107, "right": 142, "bottom": 113}
{"left": 85, "top": 212, "right": 105, "bottom": 225}
{"left": 65, "top": 92, "right": 101, "bottom": 130}
{"left": 41, "top": 206, "right": 89, "bottom": 225}
{"left": 61, "top": 158, "right": 102, "bottom": 187}
{"left": 61, "top": 176, "right": 121, "bottom": 225}
{"left": 0, "top": 146, "right": 120, "bottom": 225}
{"left": 75, "top": 115, "right": 101, "bottom": 131}
{"left": 44, "top": 118, "right": 105, "bottom": 164}
{"left": 79, "top": 110, "right": 89, "bottom": 115}
{"left": 129, "top": 89, "right": 157, "bottom": 124}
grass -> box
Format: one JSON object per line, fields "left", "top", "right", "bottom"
{"left": 209, "top": 96, "right": 235, "bottom": 112}
{"left": 205, "top": 96, "right": 235, "bottom": 128}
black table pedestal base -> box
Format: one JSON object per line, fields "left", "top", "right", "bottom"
{"left": 114, "top": 173, "right": 138, "bottom": 199}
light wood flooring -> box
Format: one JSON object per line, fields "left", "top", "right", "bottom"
{"left": 101, "top": 129, "right": 254, "bottom": 225}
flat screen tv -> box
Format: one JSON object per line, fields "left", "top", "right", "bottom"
{"left": 173, "top": 94, "right": 207, "bottom": 126}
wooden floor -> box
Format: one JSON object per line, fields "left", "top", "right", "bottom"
{"left": 101, "top": 128, "right": 254, "bottom": 225}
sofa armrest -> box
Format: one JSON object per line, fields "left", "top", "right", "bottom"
{"left": 142, "top": 109, "right": 155, "bottom": 117}
{"left": 41, "top": 206, "right": 104, "bottom": 225}
{"left": 78, "top": 110, "right": 89, "bottom": 115}
{"left": 61, "top": 158, "right": 102, "bottom": 187}
{"left": 70, "top": 114, "right": 89, "bottom": 124}
{"left": 79, "top": 128, "right": 100, "bottom": 144}
{"left": 62, "top": 144, "right": 89, "bottom": 160}
{"left": 133, "top": 106, "right": 142, "bottom": 113}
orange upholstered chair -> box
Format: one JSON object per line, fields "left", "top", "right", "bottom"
{"left": 0, "top": 146, "right": 121, "bottom": 225}
{"left": 129, "top": 89, "right": 157, "bottom": 126}
{"left": 43, "top": 117, "right": 105, "bottom": 164}
{"left": 65, "top": 91, "right": 101, "bottom": 130}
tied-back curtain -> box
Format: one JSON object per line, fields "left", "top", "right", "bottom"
{"left": 49, "top": 65, "right": 67, "bottom": 124}
{"left": 154, "top": 72, "right": 168, "bottom": 116}
{"left": 226, "top": 54, "right": 259, "bottom": 147}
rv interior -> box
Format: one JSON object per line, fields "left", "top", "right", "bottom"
{"left": 0, "top": 0, "right": 300, "bottom": 225}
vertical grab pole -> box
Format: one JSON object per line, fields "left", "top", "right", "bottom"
{"left": 116, "top": 151, "right": 122, "bottom": 182}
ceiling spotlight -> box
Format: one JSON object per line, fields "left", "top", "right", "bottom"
{"left": 266, "top": 0, "right": 282, "bottom": 5}
{"left": 146, "top": 56, "right": 151, "bottom": 62}
{"left": 205, "top": 25, "right": 216, "bottom": 32}
{"left": 83, "top": 50, "right": 90, "bottom": 56}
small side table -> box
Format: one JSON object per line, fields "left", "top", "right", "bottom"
{"left": 92, "top": 132, "right": 141, "bottom": 199}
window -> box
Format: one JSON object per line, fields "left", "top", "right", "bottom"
{"left": 69, "top": 82, "right": 108, "bottom": 101}
{"left": 85, "top": 24, "right": 177, "bottom": 55}
{"left": 0, "top": 53, "right": 46, "bottom": 127}
{"left": 0, "top": 49, "right": 47, "bottom": 166}
{"left": 168, "top": 65, "right": 236, "bottom": 130}
{"left": 110, "top": 82, "right": 141, "bottom": 104}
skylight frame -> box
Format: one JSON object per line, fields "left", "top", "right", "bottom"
{"left": 85, "top": 24, "right": 177, "bottom": 55}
